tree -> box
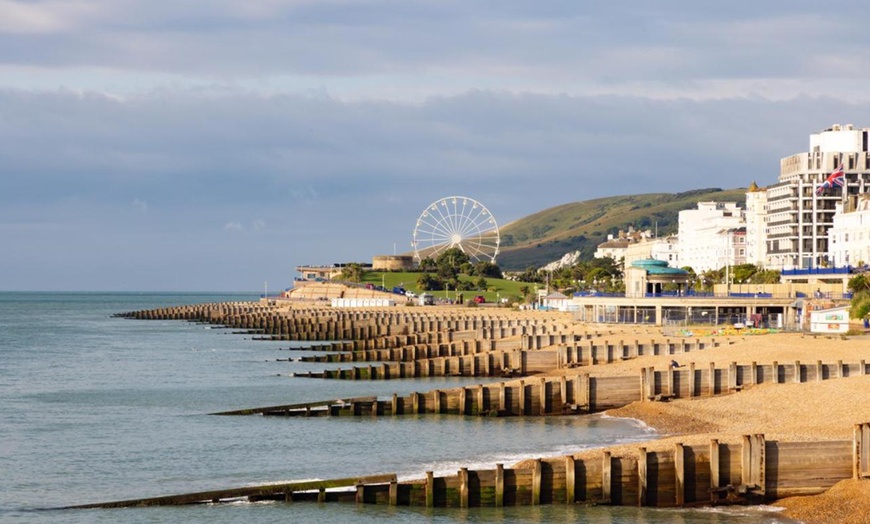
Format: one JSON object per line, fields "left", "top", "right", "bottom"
{"left": 472, "top": 261, "right": 503, "bottom": 279}
{"left": 416, "top": 273, "right": 443, "bottom": 291}
{"left": 519, "top": 285, "right": 531, "bottom": 300}
{"left": 340, "top": 263, "right": 365, "bottom": 283}
{"left": 418, "top": 257, "right": 437, "bottom": 271}
{"left": 475, "top": 277, "right": 488, "bottom": 291}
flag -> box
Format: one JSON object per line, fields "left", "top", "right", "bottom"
{"left": 815, "top": 163, "right": 845, "bottom": 195}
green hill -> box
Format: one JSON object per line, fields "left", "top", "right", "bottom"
{"left": 497, "top": 187, "right": 748, "bottom": 270}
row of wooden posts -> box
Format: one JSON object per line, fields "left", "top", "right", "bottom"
{"left": 69, "top": 423, "right": 870, "bottom": 509}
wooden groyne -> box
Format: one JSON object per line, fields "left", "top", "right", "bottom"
{"left": 222, "top": 358, "right": 870, "bottom": 417}
{"left": 289, "top": 337, "right": 734, "bottom": 381}
{"left": 66, "top": 423, "right": 870, "bottom": 509}
{"left": 115, "top": 302, "right": 586, "bottom": 343}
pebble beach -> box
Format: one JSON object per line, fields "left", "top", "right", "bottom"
{"left": 569, "top": 327, "right": 870, "bottom": 523}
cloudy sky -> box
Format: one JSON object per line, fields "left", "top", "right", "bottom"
{"left": 3, "top": 1, "right": 870, "bottom": 291}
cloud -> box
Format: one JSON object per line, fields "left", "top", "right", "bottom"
{"left": 224, "top": 221, "right": 243, "bottom": 231}
{"left": 132, "top": 198, "right": 147, "bottom": 211}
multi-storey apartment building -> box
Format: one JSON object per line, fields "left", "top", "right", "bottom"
{"left": 828, "top": 196, "right": 870, "bottom": 267}
{"left": 744, "top": 182, "right": 768, "bottom": 266}
{"left": 678, "top": 202, "right": 745, "bottom": 273}
{"left": 765, "top": 124, "right": 870, "bottom": 270}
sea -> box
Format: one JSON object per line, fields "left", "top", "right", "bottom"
{"left": 0, "top": 292, "right": 798, "bottom": 523}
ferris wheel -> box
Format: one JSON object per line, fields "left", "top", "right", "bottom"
{"left": 412, "top": 196, "right": 500, "bottom": 263}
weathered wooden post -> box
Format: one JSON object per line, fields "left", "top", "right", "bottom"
{"left": 708, "top": 362, "right": 716, "bottom": 396}
{"left": 389, "top": 480, "right": 398, "bottom": 506}
{"left": 495, "top": 464, "right": 504, "bottom": 507}
{"left": 854, "top": 423, "right": 870, "bottom": 479}
{"left": 689, "top": 363, "right": 696, "bottom": 397}
{"left": 637, "top": 447, "right": 647, "bottom": 506}
{"left": 426, "top": 471, "right": 435, "bottom": 507}
{"left": 602, "top": 451, "right": 612, "bottom": 503}
{"left": 532, "top": 459, "right": 542, "bottom": 505}
{"left": 675, "top": 443, "right": 685, "bottom": 507}
{"left": 459, "top": 468, "right": 469, "bottom": 508}
{"left": 518, "top": 380, "right": 526, "bottom": 416}
{"left": 794, "top": 360, "right": 801, "bottom": 383}
{"left": 710, "top": 439, "right": 720, "bottom": 504}
{"left": 565, "top": 455, "right": 576, "bottom": 504}
{"left": 433, "top": 390, "right": 442, "bottom": 414}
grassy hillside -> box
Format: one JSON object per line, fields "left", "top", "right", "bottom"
{"left": 497, "top": 187, "right": 748, "bottom": 270}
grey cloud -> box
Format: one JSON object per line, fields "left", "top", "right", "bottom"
{"left": 0, "top": 1, "right": 866, "bottom": 89}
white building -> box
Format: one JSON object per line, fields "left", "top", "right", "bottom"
{"left": 766, "top": 124, "right": 870, "bottom": 270}
{"left": 593, "top": 238, "right": 630, "bottom": 261}
{"left": 624, "top": 236, "right": 679, "bottom": 267}
{"left": 678, "top": 202, "right": 745, "bottom": 273}
{"left": 828, "top": 195, "right": 870, "bottom": 267}
{"left": 744, "top": 182, "right": 768, "bottom": 266}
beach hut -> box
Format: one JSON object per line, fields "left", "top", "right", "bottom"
{"left": 809, "top": 305, "right": 850, "bottom": 334}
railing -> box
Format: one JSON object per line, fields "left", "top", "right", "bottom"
{"left": 782, "top": 266, "right": 852, "bottom": 276}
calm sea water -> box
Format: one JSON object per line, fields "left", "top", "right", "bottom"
{"left": 0, "top": 292, "right": 796, "bottom": 523}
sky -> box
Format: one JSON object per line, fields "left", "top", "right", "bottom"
{"left": 3, "top": 1, "right": 870, "bottom": 291}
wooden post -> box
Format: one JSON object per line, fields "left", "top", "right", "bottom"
{"left": 862, "top": 360, "right": 867, "bottom": 376}
{"left": 518, "top": 381, "right": 526, "bottom": 416}
{"left": 752, "top": 434, "right": 766, "bottom": 495}
{"left": 532, "top": 459, "right": 542, "bottom": 505}
{"left": 838, "top": 360, "right": 844, "bottom": 379}
{"left": 772, "top": 361, "right": 779, "bottom": 384}
{"left": 565, "top": 455, "right": 576, "bottom": 504}
{"left": 750, "top": 361, "right": 757, "bottom": 385}
{"left": 355, "top": 484, "right": 364, "bottom": 504}
{"left": 495, "top": 464, "right": 504, "bottom": 507}
{"left": 317, "top": 488, "right": 325, "bottom": 503}
{"left": 602, "top": 451, "right": 612, "bottom": 503}
{"left": 459, "top": 388, "right": 467, "bottom": 416}
{"left": 459, "top": 468, "right": 469, "bottom": 508}
{"left": 640, "top": 367, "right": 647, "bottom": 401}
{"left": 539, "top": 378, "right": 547, "bottom": 415}
{"left": 560, "top": 376, "right": 568, "bottom": 407}
{"left": 425, "top": 471, "right": 434, "bottom": 507}
{"left": 854, "top": 424, "right": 862, "bottom": 480}
{"left": 689, "top": 363, "right": 696, "bottom": 397}
{"left": 816, "top": 360, "right": 823, "bottom": 382}
{"left": 392, "top": 393, "right": 399, "bottom": 415}
{"left": 741, "top": 435, "right": 752, "bottom": 487}
{"left": 728, "top": 361, "right": 737, "bottom": 392}
{"left": 708, "top": 362, "right": 716, "bottom": 396}
{"left": 667, "top": 366, "right": 674, "bottom": 397}
{"left": 854, "top": 423, "right": 870, "bottom": 479}
{"left": 795, "top": 360, "right": 801, "bottom": 383}
{"left": 389, "top": 480, "right": 398, "bottom": 506}
{"left": 577, "top": 373, "right": 590, "bottom": 410}
{"left": 637, "top": 447, "right": 647, "bottom": 507}
{"left": 710, "top": 439, "right": 720, "bottom": 504}
{"left": 499, "top": 382, "right": 507, "bottom": 414}
{"left": 477, "top": 384, "right": 485, "bottom": 414}
{"left": 412, "top": 392, "right": 419, "bottom": 414}
{"left": 675, "top": 443, "right": 685, "bottom": 507}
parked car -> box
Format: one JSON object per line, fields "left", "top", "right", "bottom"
{"left": 473, "top": 295, "right": 486, "bottom": 304}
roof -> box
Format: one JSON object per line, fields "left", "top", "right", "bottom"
{"left": 630, "top": 258, "right": 690, "bottom": 276}
{"left": 544, "top": 292, "right": 568, "bottom": 300}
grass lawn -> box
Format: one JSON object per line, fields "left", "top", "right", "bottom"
{"left": 360, "top": 271, "right": 538, "bottom": 304}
